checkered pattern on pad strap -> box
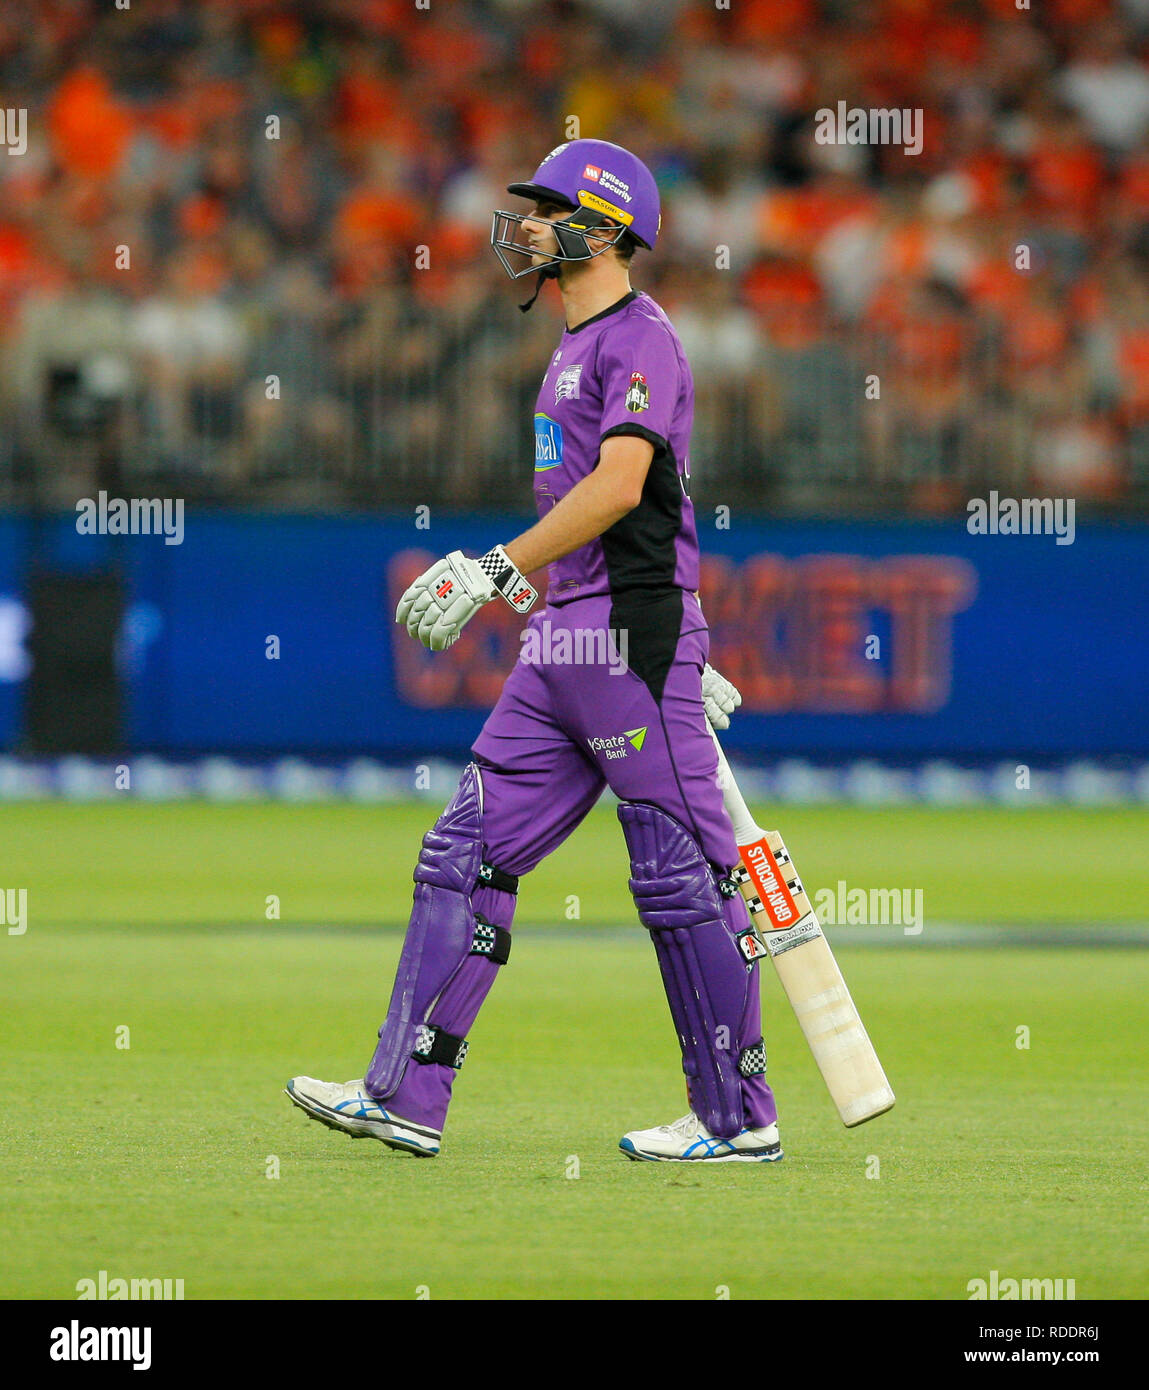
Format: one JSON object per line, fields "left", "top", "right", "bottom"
{"left": 470, "top": 916, "right": 512, "bottom": 965}
{"left": 739, "top": 1042, "right": 767, "bottom": 1078}
{"left": 413, "top": 1024, "right": 469, "bottom": 1070}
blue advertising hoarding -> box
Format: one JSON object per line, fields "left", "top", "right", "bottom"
{"left": 0, "top": 513, "right": 1144, "bottom": 757}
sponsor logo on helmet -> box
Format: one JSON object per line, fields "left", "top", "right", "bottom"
{"left": 576, "top": 189, "right": 634, "bottom": 225}
{"left": 625, "top": 372, "right": 649, "bottom": 413}
{"left": 540, "top": 144, "right": 567, "bottom": 164}
{"left": 534, "top": 413, "right": 564, "bottom": 469}
{"left": 555, "top": 364, "right": 582, "bottom": 402}
{"left": 597, "top": 168, "right": 633, "bottom": 203}
{"left": 583, "top": 164, "right": 602, "bottom": 181}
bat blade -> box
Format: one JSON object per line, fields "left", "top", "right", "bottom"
{"left": 733, "top": 829, "right": 895, "bottom": 1127}
{"left": 709, "top": 729, "right": 894, "bottom": 1127}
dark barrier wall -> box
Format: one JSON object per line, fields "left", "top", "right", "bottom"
{"left": 0, "top": 514, "right": 1143, "bottom": 757}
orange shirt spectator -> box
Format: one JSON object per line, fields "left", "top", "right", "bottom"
{"left": 966, "top": 258, "right": 1029, "bottom": 322}
{"left": 1027, "top": 117, "right": 1105, "bottom": 217}
{"left": 744, "top": 258, "right": 824, "bottom": 350}
{"left": 759, "top": 179, "right": 875, "bottom": 259}
{"left": 1116, "top": 328, "right": 1149, "bottom": 423}
{"left": 48, "top": 67, "right": 133, "bottom": 180}
{"left": 1002, "top": 298, "right": 1070, "bottom": 386}
{"left": 336, "top": 187, "right": 420, "bottom": 251}
{"left": 731, "top": 0, "right": 815, "bottom": 43}
{"left": 1117, "top": 149, "right": 1149, "bottom": 214}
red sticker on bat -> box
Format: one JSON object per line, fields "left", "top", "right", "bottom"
{"left": 739, "top": 840, "right": 800, "bottom": 931}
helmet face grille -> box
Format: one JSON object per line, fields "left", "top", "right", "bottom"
{"left": 490, "top": 209, "right": 549, "bottom": 280}
{"left": 490, "top": 208, "right": 627, "bottom": 281}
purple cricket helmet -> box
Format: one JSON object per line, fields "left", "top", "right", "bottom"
{"left": 508, "top": 139, "right": 661, "bottom": 249}
{"left": 490, "top": 139, "right": 661, "bottom": 292}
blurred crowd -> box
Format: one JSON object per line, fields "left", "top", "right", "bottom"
{"left": 2, "top": 0, "right": 1149, "bottom": 512}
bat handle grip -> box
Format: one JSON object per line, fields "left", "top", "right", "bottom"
{"left": 708, "top": 725, "right": 764, "bottom": 846}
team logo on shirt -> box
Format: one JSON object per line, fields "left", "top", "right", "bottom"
{"left": 625, "top": 371, "right": 650, "bottom": 413}
{"left": 554, "top": 365, "right": 582, "bottom": 402}
{"left": 534, "top": 412, "right": 563, "bottom": 470}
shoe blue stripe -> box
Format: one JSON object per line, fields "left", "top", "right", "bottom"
{"left": 334, "top": 1100, "right": 387, "bottom": 1119}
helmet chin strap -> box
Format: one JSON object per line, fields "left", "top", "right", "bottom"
{"left": 518, "top": 261, "right": 560, "bottom": 313}
{"left": 516, "top": 210, "right": 621, "bottom": 312}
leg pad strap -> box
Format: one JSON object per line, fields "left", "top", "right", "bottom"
{"left": 472, "top": 914, "right": 511, "bottom": 965}
{"left": 413, "top": 1025, "right": 469, "bottom": 1070}
{"left": 477, "top": 862, "right": 519, "bottom": 894}
{"left": 739, "top": 1041, "right": 767, "bottom": 1078}
{"left": 618, "top": 801, "right": 758, "bottom": 1138}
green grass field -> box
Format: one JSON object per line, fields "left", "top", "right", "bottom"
{"left": 1, "top": 802, "right": 1146, "bottom": 1300}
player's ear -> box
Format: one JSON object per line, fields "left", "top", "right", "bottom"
{"left": 611, "top": 226, "right": 637, "bottom": 264}
{"left": 586, "top": 220, "right": 622, "bottom": 257}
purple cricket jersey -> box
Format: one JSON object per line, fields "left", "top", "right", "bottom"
{"left": 532, "top": 290, "right": 699, "bottom": 605}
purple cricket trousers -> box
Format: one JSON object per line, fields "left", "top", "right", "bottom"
{"left": 378, "top": 590, "right": 778, "bottom": 1134}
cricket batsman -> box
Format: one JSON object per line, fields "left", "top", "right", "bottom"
{"left": 287, "top": 140, "right": 782, "bottom": 1163}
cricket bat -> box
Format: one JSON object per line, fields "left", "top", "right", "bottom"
{"left": 710, "top": 730, "right": 895, "bottom": 1127}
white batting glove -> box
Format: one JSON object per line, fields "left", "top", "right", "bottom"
{"left": 701, "top": 662, "right": 742, "bottom": 730}
{"left": 396, "top": 546, "right": 538, "bottom": 651}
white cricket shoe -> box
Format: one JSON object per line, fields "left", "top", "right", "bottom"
{"left": 285, "top": 1076, "right": 441, "bottom": 1156}
{"left": 619, "top": 1112, "right": 783, "bottom": 1163}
